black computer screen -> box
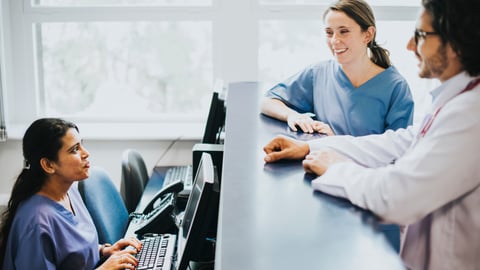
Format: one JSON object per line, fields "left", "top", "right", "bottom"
{"left": 176, "top": 153, "right": 220, "bottom": 270}
{"left": 201, "top": 91, "right": 226, "bottom": 144}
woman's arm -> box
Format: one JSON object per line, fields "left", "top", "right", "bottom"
{"left": 261, "top": 98, "right": 319, "bottom": 133}
{"left": 260, "top": 97, "right": 294, "bottom": 122}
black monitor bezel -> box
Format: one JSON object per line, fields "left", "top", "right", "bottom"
{"left": 176, "top": 153, "right": 219, "bottom": 270}
{"left": 201, "top": 91, "right": 226, "bottom": 144}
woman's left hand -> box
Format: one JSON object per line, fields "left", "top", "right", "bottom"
{"left": 102, "top": 237, "right": 142, "bottom": 257}
{"left": 311, "top": 121, "right": 335, "bottom": 136}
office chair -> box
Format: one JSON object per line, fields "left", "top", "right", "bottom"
{"left": 78, "top": 166, "right": 129, "bottom": 244}
{"left": 120, "top": 149, "right": 149, "bottom": 213}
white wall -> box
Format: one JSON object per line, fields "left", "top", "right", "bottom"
{"left": 0, "top": 138, "right": 197, "bottom": 205}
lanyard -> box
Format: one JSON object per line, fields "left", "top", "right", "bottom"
{"left": 418, "top": 77, "right": 480, "bottom": 138}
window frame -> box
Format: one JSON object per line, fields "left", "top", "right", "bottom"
{"left": 3, "top": 0, "right": 425, "bottom": 139}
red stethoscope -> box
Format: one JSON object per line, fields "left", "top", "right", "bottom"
{"left": 418, "top": 77, "right": 480, "bottom": 138}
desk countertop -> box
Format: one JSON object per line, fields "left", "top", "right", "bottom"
{"left": 214, "top": 82, "right": 405, "bottom": 269}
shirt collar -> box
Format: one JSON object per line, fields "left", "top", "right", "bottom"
{"left": 429, "top": 71, "right": 475, "bottom": 109}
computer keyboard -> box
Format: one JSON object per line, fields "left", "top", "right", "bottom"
{"left": 164, "top": 166, "right": 193, "bottom": 197}
{"left": 134, "top": 234, "right": 177, "bottom": 270}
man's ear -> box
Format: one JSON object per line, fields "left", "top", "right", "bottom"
{"left": 444, "top": 42, "right": 463, "bottom": 72}
{"left": 446, "top": 42, "right": 459, "bottom": 59}
{"left": 40, "top": 157, "right": 56, "bottom": 174}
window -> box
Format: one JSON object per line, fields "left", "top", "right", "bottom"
{"left": 3, "top": 0, "right": 432, "bottom": 138}
{"left": 260, "top": 0, "right": 419, "bottom": 6}
{"left": 37, "top": 21, "right": 212, "bottom": 119}
{"left": 33, "top": 0, "right": 211, "bottom": 7}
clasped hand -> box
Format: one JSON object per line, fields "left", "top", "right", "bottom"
{"left": 287, "top": 113, "right": 334, "bottom": 135}
{"left": 263, "top": 135, "right": 350, "bottom": 176}
{"left": 97, "top": 237, "right": 142, "bottom": 270}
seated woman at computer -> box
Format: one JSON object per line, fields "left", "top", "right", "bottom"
{"left": 0, "top": 118, "right": 142, "bottom": 269}
{"left": 261, "top": 0, "right": 414, "bottom": 136}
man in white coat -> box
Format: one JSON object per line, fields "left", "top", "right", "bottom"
{"left": 263, "top": 0, "right": 480, "bottom": 269}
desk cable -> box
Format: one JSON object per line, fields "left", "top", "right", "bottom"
{"left": 154, "top": 135, "right": 183, "bottom": 166}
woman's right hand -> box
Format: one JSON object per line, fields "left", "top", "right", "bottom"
{"left": 102, "top": 237, "right": 142, "bottom": 257}
{"left": 287, "top": 112, "right": 317, "bottom": 133}
{"left": 96, "top": 250, "right": 138, "bottom": 270}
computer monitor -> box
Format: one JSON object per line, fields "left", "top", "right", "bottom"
{"left": 175, "top": 153, "right": 220, "bottom": 270}
{"left": 201, "top": 91, "right": 226, "bottom": 144}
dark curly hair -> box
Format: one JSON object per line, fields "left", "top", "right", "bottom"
{"left": 423, "top": 0, "right": 480, "bottom": 76}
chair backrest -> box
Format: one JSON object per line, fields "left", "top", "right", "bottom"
{"left": 120, "top": 149, "right": 149, "bottom": 213}
{"left": 78, "top": 166, "right": 129, "bottom": 244}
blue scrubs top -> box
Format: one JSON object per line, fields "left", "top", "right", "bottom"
{"left": 3, "top": 184, "right": 100, "bottom": 270}
{"left": 265, "top": 60, "right": 414, "bottom": 136}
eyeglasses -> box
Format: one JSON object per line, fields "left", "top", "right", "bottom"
{"left": 414, "top": 29, "right": 438, "bottom": 44}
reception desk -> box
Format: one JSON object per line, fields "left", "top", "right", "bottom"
{"left": 214, "top": 82, "right": 405, "bottom": 269}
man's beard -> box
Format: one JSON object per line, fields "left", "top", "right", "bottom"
{"left": 419, "top": 44, "right": 449, "bottom": 79}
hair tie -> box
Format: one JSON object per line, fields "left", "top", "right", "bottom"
{"left": 23, "top": 159, "right": 31, "bottom": 170}
{"left": 368, "top": 40, "right": 378, "bottom": 49}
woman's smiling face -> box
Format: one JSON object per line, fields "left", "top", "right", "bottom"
{"left": 324, "top": 10, "right": 371, "bottom": 65}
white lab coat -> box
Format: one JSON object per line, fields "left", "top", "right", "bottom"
{"left": 309, "top": 72, "right": 480, "bottom": 270}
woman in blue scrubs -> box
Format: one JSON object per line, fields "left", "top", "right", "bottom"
{"left": 0, "top": 118, "right": 142, "bottom": 269}
{"left": 261, "top": 0, "right": 414, "bottom": 136}
{"left": 261, "top": 0, "right": 408, "bottom": 252}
